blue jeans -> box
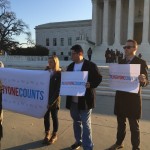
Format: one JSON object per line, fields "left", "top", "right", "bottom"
{"left": 70, "top": 102, "right": 93, "bottom": 150}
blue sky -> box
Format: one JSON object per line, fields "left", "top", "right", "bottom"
{"left": 10, "top": 0, "right": 92, "bottom": 45}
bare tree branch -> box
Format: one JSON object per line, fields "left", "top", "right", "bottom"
{"left": 0, "top": 0, "right": 34, "bottom": 53}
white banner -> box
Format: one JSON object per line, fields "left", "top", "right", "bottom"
{"left": 0, "top": 68, "right": 50, "bottom": 118}
{"left": 60, "top": 71, "right": 88, "bottom": 96}
{"left": 109, "top": 64, "right": 140, "bottom": 93}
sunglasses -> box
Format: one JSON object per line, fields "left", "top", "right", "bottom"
{"left": 123, "top": 46, "right": 135, "bottom": 49}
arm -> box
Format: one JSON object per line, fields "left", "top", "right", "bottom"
{"left": 138, "top": 60, "right": 149, "bottom": 87}
{"left": 87, "top": 62, "right": 102, "bottom": 88}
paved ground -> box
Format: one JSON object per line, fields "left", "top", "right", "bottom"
{"left": 1, "top": 95, "right": 150, "bottom": 150}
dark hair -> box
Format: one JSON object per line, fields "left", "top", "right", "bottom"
{"left": 71, "top": 44, "right": 83, "bottom": 53}
{"left": 127, "top": 39, "right": 138, "bottom": 48}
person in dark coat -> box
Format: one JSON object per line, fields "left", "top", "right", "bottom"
{"left": 138, "top": 53, "right": 142, "bottom": 58}
{"left": 108, "top": 39, "right": 149, "bottom": 150}
{"left": 87, "top": 47, "right": 93, "bottom": 61}
{"left": 66, "top": 44, "right": 102, "bottom": 150}
{"left": 43, "top": 56, "right": 61, "bottom": 145}
{"left": 0, "top": 62, "right": 4, "bottom": 141}
{"left": 0, "top": 81, "right": 3, "bottom": 141}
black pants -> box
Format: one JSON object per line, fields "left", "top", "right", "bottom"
{"left": 88, "top": 55, "right": 92, "bottom": 61}
{"left": 44, "top": 108, "right": 58, "bottom": 133}
{"left": 116, "top": 116, "right": 140, "bottom": 150}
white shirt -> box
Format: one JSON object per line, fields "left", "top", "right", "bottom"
{"left": 72, "top": 61, "right": 84, "bottom": 103}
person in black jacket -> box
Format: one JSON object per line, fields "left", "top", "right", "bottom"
{"left": 0, "top": 81, "right": 3, "bottom": 141}
{"left": 43, "top": 56, "right": 61, "bottom": 145}
{"left": 66, "top": 44, "right": 102, "bottom": 150}
{"left": 0, "top": 62, "right": 4, "bottom": 141}
{"left": 108, "top": 39, "right": 149, "bottom": 150}
{"left": 87, "top": 47, "right": 92, "bottom": 61}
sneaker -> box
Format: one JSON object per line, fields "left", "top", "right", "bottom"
{"left": 71, "top": 142, "right": 82, "bottom": 150}
{"left": 48, "top": 132, "right": 57, "bottom": 145}
{"left": 107, "top": 143, "right": 124, "bottom": 150}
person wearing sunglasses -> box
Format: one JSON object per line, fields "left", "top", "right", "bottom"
{"left": 108, "top": 39, "right": 149, "bottom": 150}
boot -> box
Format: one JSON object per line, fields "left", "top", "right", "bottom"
{"left": 42, "top": 130, "right": 50, "bottom": 144}
{"left": 48, "top": 132, "right": 57, "bottom": 145}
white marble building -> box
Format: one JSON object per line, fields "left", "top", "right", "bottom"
{"left": 35, "top": 0, "right": 150, "bottom": 62}
{"left": 91, "top": 0, "right": 150, "bottom": 62}
{"left": 35, "top": 20, "right": 93, "bottom": 56}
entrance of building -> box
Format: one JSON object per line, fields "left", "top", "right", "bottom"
{"left": 134, "top": 22, "right": 143, "bottom": 44}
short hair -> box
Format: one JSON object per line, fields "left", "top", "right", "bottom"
{"left": 48, "top": 56, "right": 61, "bottom": 71}
{"left": 127, "top": 39, "right": 138, "bottom": 48}
{"left": 71, "top": 44, "right": 83, "bottom": 53}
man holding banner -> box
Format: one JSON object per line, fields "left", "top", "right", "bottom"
{"left": 66, "top": 44, "right": 102, "bottom": 150}
{"left": 108, "top": 39, "right": 149, "bottom": 150}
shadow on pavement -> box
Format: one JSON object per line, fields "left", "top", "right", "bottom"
{"left": 60, "top": 148, "right": 71, "bottom": 150}
{"left": 3, "top": 140, "right": 46, "bottom": 150}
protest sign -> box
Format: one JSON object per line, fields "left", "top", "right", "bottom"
{"left": 109, "top": 64, "right": 140, "bottom": 93}
{"left": 60, "top": 71, "right": 88, "bottom": 96}
{"left": 0, "top": 68, "right": 50, "bottom": 118}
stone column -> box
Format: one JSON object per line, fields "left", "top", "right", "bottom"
{"left": 91, "top": 0, "right": 98, "bottom": 44}
{"left": 97, "top": 3, "right": 103, "bottom": 45}
{"left": 141, "top": 0, "right": 150, "bottom": 45}
{"left": 114, "top": 0, "right": 121, "bottom": 46}
{"left": 127, "top": 0, "right": 135, "bottom": 39}
{"left": 102, "top": 0, "right": 109, "bottom": 45}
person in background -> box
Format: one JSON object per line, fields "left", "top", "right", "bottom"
{"left": 108, "top": 39, "right": 149, "bottom": 150}
{"left": 138, "top": 53, "right": 142, "bottom": 59}
{"left": 87, "top": 47, "right": 92, "bottom": 61}
{"left": 43, "top": 56, "right": 61, "bottom": 145}
{"left": 66, "top": 44, "right": 102, "bottom": 150}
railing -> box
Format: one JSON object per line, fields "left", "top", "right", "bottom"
{"left": 0, "top": 55, "right": 49, "bottom": 61}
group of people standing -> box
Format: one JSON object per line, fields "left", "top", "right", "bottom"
{"left": 42, "top": 39, "right": 148, "bottom": 150}
{"left": 0, "top": 39, "right": 148, "bottom": 150}
{"left": 43, "top": 44, "right": 102, "bottom": 150}
{"left": 105, "top": 48, "right": 124, "bottom": 63}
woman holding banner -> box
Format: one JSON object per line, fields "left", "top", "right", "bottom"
{"left": 0, "top": 80, "right": 3, "bottom": 142}
{"left": 43, "top": 56, "right": 61, "bottom": 145}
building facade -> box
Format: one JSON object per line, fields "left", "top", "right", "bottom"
{"left": 91, "top": 0, "right": 150, "bottom": 62}
{"left": 35, "top": 0, "right": 150, "bottom": 62}
{"left": 35, "top": 20, "right": 92, "bottom": 56}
